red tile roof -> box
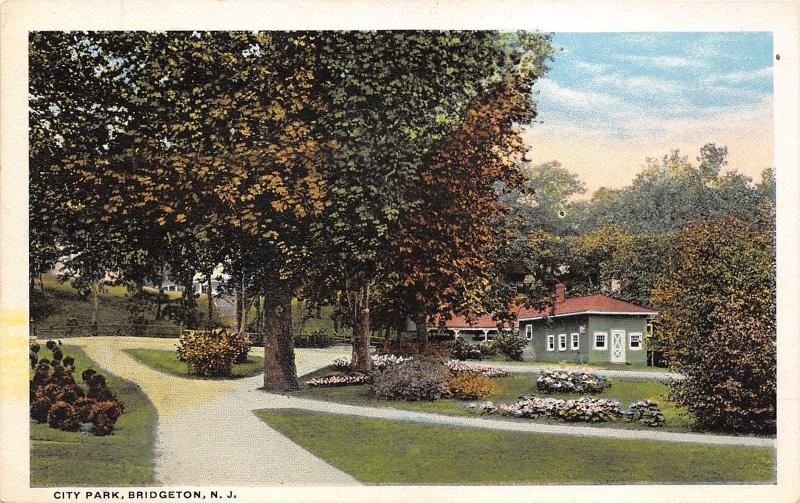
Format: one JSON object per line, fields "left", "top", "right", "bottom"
{"left": 435, "top": 312, "right": 519, "bottom": 330}
{"left": 517, "top": 294, "right": 657, "bottom": 320}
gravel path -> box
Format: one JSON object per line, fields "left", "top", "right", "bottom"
{"left": 71, "top": 337, "right": 359, "bottom": 486}
{"left": 470, "top": 360, "right": 684, "bottom": 381}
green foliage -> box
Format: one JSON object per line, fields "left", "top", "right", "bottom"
{"left": 177, "top": 328, "right": 249, "bottom": 377}
{"left": 370, "top": 359, "right": 451, "bottom": 401}
{"left": 492, "top": 330, "right": 526, "bottom": 360}
{"left": 670, "top": 303, "right": 775, "bottom": 433}
{"left": 450, "top": 338, "right": 483, "bottom": 360}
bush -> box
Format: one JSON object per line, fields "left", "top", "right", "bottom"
{"left": 627, "top": 400, "right": 665, "bottom": 427}
{"left": 89, "top": 400, "right": 124, "bottom": 436}
{"left": 306, "top": 373, "right": 371, "bottom": 387}
{"left": 446, "top": 373, "right": 494, "bottom": 400}
{"left": 478, "top": 340, "right": 497, "bottom": 357}
{"left": 536, "top": 369, "right": 610, "bottom": 394}
{"left": 670, "top": 303, "right": 776, "bottom": 434}
{"left": 450, "top": 338, "right": 483, "bottom": 360}
{"left": 47, "top": 401, "right": 79, "bottom": 431}
{"left": 493, "top": 330, "right": 526, "bottom": 361}
{"left": 370, "top": 359, "right": 451, "bottom": 401}
{"left": 445, "top": 360, "right": 507, "bottom": 378}
{"left": 177, "top": 328, "right": 244, "bottom": 377}
{"left": 332, "top": 354, "right": 411, "bottom": 372}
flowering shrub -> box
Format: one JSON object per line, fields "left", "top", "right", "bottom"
{"left": 306, "top": 373, "right": 370, "bottom": 387}
{"left": 370, "top": 359, "right": 451, "bottom": 401}
{"left": 177, "top": 328, "right": 249, "bottom": 377}
{"left": 626, "top": 400, "right": 665, "bottom": 427}
{"left": 332, "top": 354, "right": 411, "bottom": 372}
{"left": 445, "top": 360, "right": 507, "bottom": 378}
{"left": 535, "top": 369, "right": 610, "bottom": 394}
{"left": 465, "top": 400, "right": 498, "bottom": 414}
{"left": 446, "top": 373, "right": 495, "bottom": 400}
{"left": 29, "top": 343, "right": 124, "bottom": 436}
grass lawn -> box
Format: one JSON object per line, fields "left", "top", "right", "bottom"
{"left": 30, "top": 345, "right": 157, "bottom": 486}
{"left": 256, "top": 408, "right": 774, "bottom": 484}
{"left": 123, "top": 348, "right": 264, "bottom": 379}
{"left": 483, "top": 358, "right": 667, "bottom": 372}
{"left": 292, "top": 366, "right": 695, "bottom": 431}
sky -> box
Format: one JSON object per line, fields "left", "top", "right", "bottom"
{"left": 523, "top": 32, "right": 774, "bottom": 197}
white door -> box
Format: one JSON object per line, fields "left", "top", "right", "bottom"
{"left": 610, "top": 330, "right": 626, "bottom": 363}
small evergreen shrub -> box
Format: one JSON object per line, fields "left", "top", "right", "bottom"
{"left": 47, "top": 401, "right": 79, "bottom": 431}
{"left": 493, "top": 330, "right": 526, "bottom": 361}
{"left": 446, "top": 373, "right": 494, "bottom": 400}
{"left": 370, "top": 359, "right": 451, "bottom": 401}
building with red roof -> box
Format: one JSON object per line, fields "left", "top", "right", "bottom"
{"left": 518, "top": 283, "right": 658, "bottom": 365}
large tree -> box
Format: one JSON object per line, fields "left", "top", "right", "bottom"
{"left": 310, "top": 31, "right": 554, "bottom": 370}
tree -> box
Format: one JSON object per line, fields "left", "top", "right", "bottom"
{"left": 670, "top": 300, "right": 776, "bottom": 433}
{"left": 650, "top": 217, "right": 775, "bottom": 367}
{"left": 310, "top": 31, "right": 554, "bottom": 370}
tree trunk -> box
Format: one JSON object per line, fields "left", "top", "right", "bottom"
{"left": 415, "top": 310, "right": 429, "bottom": 355}
{"left": 90, "top": 282, "right": 100, "bottom": 336}
{"left": 239, "top": 275, "right": 247, "bottom": 334}
{"left": 206, "top": 272, "right": 213, "bottom": 324}
{"left": 262, "top": 289, "right": 299, "bottom": 391}
{"left": 234, "top": 287, "right": 242, "bottom": 332}
{"left": 350, "top": 283, "right": 372, "bottom": 372}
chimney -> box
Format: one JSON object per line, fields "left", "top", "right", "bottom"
{"left": 555, "top": 283, "right": 566, "bottom": 304}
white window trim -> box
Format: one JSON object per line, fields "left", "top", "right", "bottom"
{"left": 525, "top": 324, "right": 533, "bottom": 341}
{"left": 546, "top": 335, "right": 555, "bottom": 351}
{"left": 558, "top": 334, "right": 567, "bottom": 351}
{"left": 594, "top": 331, "right": 608, "bottom": 350}
{"left": 570, "top": 332, "right": 579, "bottom": 350}
{"left": 629, "top": 332, "right": 643, "bottom": 350}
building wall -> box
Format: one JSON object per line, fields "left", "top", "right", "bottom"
{"left": 522, "top": 314, "right": 648, "bottom": 364}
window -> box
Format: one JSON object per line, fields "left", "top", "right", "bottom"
{"left": 525, "top": 324, "right": 533, "bottom": 341}
{"left": 629, "top": 332, "right": 642, "bottom": 350}
{"left": 558, "top": 334, "right": 567, "bottom": 351}
{"left": 547, "top": 335, "right": 555, "bottom": 351}
{"left": 594, "top": 332, "right": 608, "bottom": 350}
{"left": 570, "top": 333, "right": 579, "bottom": 350}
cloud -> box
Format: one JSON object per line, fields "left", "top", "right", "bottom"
{"left": 572, "top": 59, "right": 610, "bottom": 74}
{"left": 592, "top": 73, "right": 688, "bottom": 95}
{"left": 535, "top": 79, "right": 622, "bottom": 110}
{"left": 701, "top": 66, "right": 773, "bottom": 85}
{"left": 614, "top": 54, "right": 704, "bottom": 69}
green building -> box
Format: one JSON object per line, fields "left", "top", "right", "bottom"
{"left": 517, "top": 284, "right": 658, "bottom": 365}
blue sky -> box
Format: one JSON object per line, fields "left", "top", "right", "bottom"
{"left": 524, "top": 32, "right": 774, "bottom": 195}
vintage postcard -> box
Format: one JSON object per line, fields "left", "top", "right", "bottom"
{"left": 1, "top": 1, "right": 799, "bottom": 502}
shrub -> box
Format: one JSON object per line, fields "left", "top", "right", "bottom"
{"left": 450, "top": 338, "right": 483, "bottom": 360}
{"left": 536, "top": 369, "right": 610, "bottom": 394}
{"left": 370, "top": 359, "right": 451, "bottom": 401}
{"left": 332, "top": 354, "right": 411, "bottom": 372}
{"left": 177, "top": 328, "right": 242, "bottom": 377}
{"left": 670, "top": 303, "right": 776, "bottom": 434}
{"left": 230, "top": 332, "right": 251, "bottom": 364}
{"left": 497, "top": 396, "right": 622, "bottom": 423}
{"left": 90, "top": 400, "right": 124, "bottom": 436}
{"left": 74, "top": 397, "right": 96, "bottom": 423}
{"left": 30, "top": 397, "right": 52, "bottom": 423}
{"left": 493, "top": 330, "right": 526, "bottom": 361}
{"left": 47, "top": 401, "right": 79, "bottom": 431}
{"left": 478, "top": 340, "right": 497, "bottom": 357}
{"left": 446, "top": 373, "right": 494, "bottom": 400}
{"left": 627, "top": 400, "right": 665, "bottom": 427}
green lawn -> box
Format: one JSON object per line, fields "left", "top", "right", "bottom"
{"left": 30, "top": 345, "right": 157, "bottom": 486}
{"left": 256, "top": 409, "right": 774, "bottom": 484}
{"left": 483, "top": 358, "right": 668, "bottom": 372}
{"left": 292, "top": 366, "right": 695, "bottom": 431}
{"left": 123, "top": 348, "right": 264, "bottom": 379}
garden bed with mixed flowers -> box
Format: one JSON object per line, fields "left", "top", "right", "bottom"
{"left": 466, "top": 396, "right": 665, "bottom": 426}
{"left": 536, "top": 369, "right": 610, "bottom": 394}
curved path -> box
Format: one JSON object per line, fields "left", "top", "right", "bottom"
{"left": 69, "top": 338, "right": 771, "bottom": 487}
{"left": 71, "top": 337, "right": 359, "bottom": 486}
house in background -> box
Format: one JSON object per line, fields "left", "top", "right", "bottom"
{"left": 517, "top": 283, "right": 658, "bottom": 365}
{"left": 432, "top": 312, "right": 520, "bottom": 342}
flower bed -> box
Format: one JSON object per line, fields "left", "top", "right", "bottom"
{"left": 535, "top": 369, "right": 610, "bottom": 394}
{"left": 29, "top": 342, "right": 124, "bottom": 436}
{"left": 332, "top": 354, "right": 411, "bottom": 372}
{"left": 445, "top": 360, "right": 507, "bottom": 378}
{"left": 467, "top": 395, "right": 665, "bottom": 426}
{"left": 305, "top": 373, "right": 371, "bottom": 387}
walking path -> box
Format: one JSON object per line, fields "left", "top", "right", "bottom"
{"left": 69, "top": 337, "right": 770, "bottom": 487}
{"left": 474, "top": 360, "right": 684, "bottom": 381}
{"left": 71, "top": 337, "right": 359, "bottom": 486}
